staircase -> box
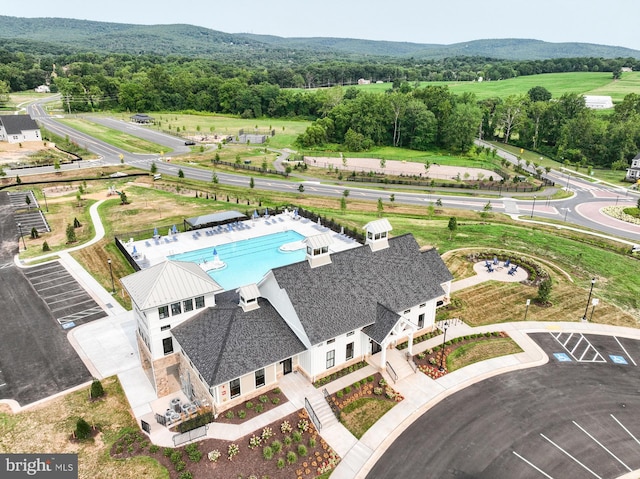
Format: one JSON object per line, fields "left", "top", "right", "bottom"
{"left": 278, "top": 372, "right": 339, "bottom": 430}
{"left": 382, "top": 348, "right": 417, "bottom": 383}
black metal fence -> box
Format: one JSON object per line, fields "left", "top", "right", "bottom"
{"left": 323, "top": 388, "right": 341, "bottom": 421}
{"left": 385, "top": 361, "right": 398, "bottom": 383}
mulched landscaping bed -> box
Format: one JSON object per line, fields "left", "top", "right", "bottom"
{"left": 414, "top": 331, "right": 509, "bottom": 379}
{"left": 326, "top": 372, "right": 403, "bottom": 409}
{"left": 214, "top": 387, "right": 288, "bottom": 425}
{"left": 111, "top": 409, "right": 339, "bottom": 479}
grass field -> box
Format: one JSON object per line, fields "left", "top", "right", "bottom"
{"left": 354, "top": 72, "right": 621, "bottom": 101}
{"left": 446, "top": 338, "right": 523, "bottom": 372}
{"left": 58, "top": 118, "right": 171, "bottom": 154}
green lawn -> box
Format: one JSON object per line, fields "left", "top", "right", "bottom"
{"left": 354, "top": 72, "right": 617, "bottom": 101}
{"left": 58, "top": 118, "right": 171, "bottom": 154}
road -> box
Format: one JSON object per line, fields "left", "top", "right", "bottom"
{"left": 366, "top": 332, "right": 640, "bottom": 479}
{"left": 12, "top": 98, "right": 640, "bottom": 245}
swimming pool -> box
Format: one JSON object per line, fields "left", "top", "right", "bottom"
{"left": 168, "top": 230, "right": 306, "bottom": 290}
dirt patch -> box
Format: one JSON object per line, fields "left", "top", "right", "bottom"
{"left": 306, "top": 156, "right": 502, "bottom": 181}
{"left": 111, "top": 409, "right": 340, "bottom": 479}
{"left": 0, "top": 141, "right": 47, "bottom": 165}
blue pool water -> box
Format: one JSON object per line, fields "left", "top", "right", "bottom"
{"left": 168, "top": 230, "right": 306, "bottom": 290}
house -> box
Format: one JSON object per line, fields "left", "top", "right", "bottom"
{"left": 121, "top": 220, "right": 453, "bottom": 411}
{"left": 357, "top": 78, "right": 371, "bottom": 85}
{"left": 584, "top": 95, "right": 613, "bottom": 110}
{"left": 625, "top": 153, "right": 640, "bottom": 182}
{"left": 0, "top": 115, "right": 41, "bottom": 143}
{"left": 34, "top": 85, "right": 50, "bottom": 93}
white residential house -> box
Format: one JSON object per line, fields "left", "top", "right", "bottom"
{"left": 121, "top": 220, "right": 453, "bottom": 411}
{"left": 34, "top": 85, "right": 51, "bottom": 93}
{"left": 0, "top": 115, "right": 41, "bottom": 143}
{"left": 626, "top": 153, "right": 640, "bottom": 182}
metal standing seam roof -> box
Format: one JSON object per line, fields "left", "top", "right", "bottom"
{"left": 236, "top": 283, "right": 260, "bottom": 300}
{"left": 363, "top": 218, "right": 393, "bottom": 235}
{"left": 120, "top": 260, "right": 222, "bottom": 310}
{"left": 303, "top": 232, "right": 333, "bottom": 250}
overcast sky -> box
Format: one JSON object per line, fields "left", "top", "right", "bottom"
{"left": 4, "top": 0, "right": 640, "bottom": 51}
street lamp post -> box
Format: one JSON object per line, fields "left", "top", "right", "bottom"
{"left": 42, "top": 189, "right": 49, "bottom": 212}
{"left": 590, "top": 298, "right": 599, "bottom": 322}
{"left": 530, "top": 195, "right": 537, "bottom": 219}
{"left": 566, "top": 173, "right": 571, "bottom": 190}
{"left": 438, "top": 321, "right": 450, "bottom": 372}
{"left": 524, "top": 299, "right": 531, "bottom": 321}
{"left": 108, "top": 259, "right": 115, "bottom": 294}
{"left": 563, "top": 208, "right": 571, "bottom": 222}
{"left": 17, "top": 223, "right": 26, "bottom": 251}
{"left": 582, "top": 278, "right": 596, "bottom": 322}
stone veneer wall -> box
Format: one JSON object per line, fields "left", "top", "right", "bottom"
{"left": 152, "top": 353, "right": 181, "bottom": 398}
{"left": 178, "top": 354, "right": 213, "bottom": 405}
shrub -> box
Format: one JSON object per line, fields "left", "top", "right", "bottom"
{"left": 286, "top": 451, "right": 297, "bottom": 464}
{"left": 163, "top": 448, "right": 172, "bottom": 457}
{"left": 263, "top": 446, "right": 274, "bottom": 460}
{"left": 227, "top": 443, "right": 239, "bottom": 460}
{"left": 149, "top": 444, "right": 159, "bottom": 453}
{"left": 309, "top": 436, "right": 316, "bottom": 448}
{"left": 272, "top": 387, "right": 281, "bottom": 394}
{"left": 283, "top": 435, "right": 292, "bottom": 446}
{"left": 207, "top": 450, "right": 221, "bottom": 462}
{"left": 379, "top": 379, "right": 387, "bottom": 387}
{"left": 298, "top": 445, "right": 308, "bottom": 456}
{"left": 261, "top": 427, "right": 274, "bottom": 440}
{"left": 367, "top": 376, "right": 374, "bottom": 382}
{"left": 298, "top": 419, "right": 310, "bottom": 432}
{"left": 255, "top": 404, "right": 264, "bottom": 413}
{"left": 418, "top": 353, "right": 426, "bottom": 360}
{"left": 175, "top": 460, "right": 186, "bottom": 472}
{"left": 178, "top": 472, "right": 193, "bottom": 479}
{"left": 225, "top": 411, "right": 234, "bottom": 419}
{"left": 280, "top": 421, "right": 292, "bottom": 433}
{"left": 277, "top": 458, "right": 286, "bottom": 469}
{"left": 238, "top": 410, "right": 246, "bottom": 419}
{"left": 271, "top": 440, "right": 282, "bottom": 454}
{"left": 292, "top": 431, "right": 302, "bottom": 443}
{"left": 345, "top": 386, "right": 352, "bottom": 394}
{"left": 75, "top": 418, "right": 91, "bottom": 440}
{"left": 373, "top": 387, "right": 383, "bottom": 395}
{"left": 246, "top": 401, "right": 254, "bottom": 409}
{"left": 259, "top": 395, "right": 269, "bottom": 403}
{"left": 271, "top": 397, "right": 280, "bottom": 405}
{"left": 336, "top": 390, "right": 344, "bottom": 398}
{"left": 249, "top": 434, "right": 262, "bottom": 449}
{"left": 170, "top": 450, "right": 182, "bottom": 465}
{"left": 185, "top": 444, "right": 202, "bottom": 462}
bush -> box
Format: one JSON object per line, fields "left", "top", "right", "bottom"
{"left": 227, "top": 443, "right": 239, "bottom": 460}
{"left": 336, "top": 390, "right": 344, "bottom": 398}
{"left": 249, "top": 434, "right": 262, "bottom": 449}
{"left": 207, "top": 450, "right": 221, "bottom": 462}
{"left": 345, "top": 386, "right": 352, "bottom": 394}
{"left": 280, "top": 421, "right": 292, "bottom": 433}
{"left": 163, "top": 448, "right": 172, "bottom": 457}
{"left": 271, "top": 440, "right": 282, "bottom": 454}
{"left": 170, "top": 450, "right": 182, "bottom": 465}
{"left": 263, "top": 446, "right": 274, "bottom": 460}
{"left": 178, "top": 472, "right": 193, "bottom": 479}
{"left": 277, "top": 458, "right": 286, "bottom": 469}
{"left": 259, "top": 395, "right": 269, "bottom": 403}
{"left": 175, "top": 460, "right": 186, "bottom": 472}
{"left": 297, "top": 445, "right": 308, "bottom": 456}
{"left": 238, "top": 410, "right": 246, "bottom": 419}
{"left": 283, "top": 435, "right": 292, "bottom": 446}
{"left": 149, "top": 444, "right": 159, "bottom": 453}
{"left": 272, "top": 387, "right": 281, "bottom": 394}
{"left": 286, "top": 451, "right": 297, "bottom": 464}
{"left": 298, "top": 419, "right": 309, "bottom": 432}
{"left": 90, "top": 379, "right": 104, "bottom": 399}
{"left": 271, "top": 397, "right": 280, "bottom": 405}
{"left": 225, "top": 410, "right": 234, "bottom": 419}
{"left": 246, "top": 401, "right": 254, "bottom": 409}
{"left": 75, "top": 418, "right": 91, "bottom": 440}
{"left": 185, "top": 443, "right": 202, "bottom": 462}
{"left": 373, "top": 387, "right": 383, "bottom": 395}
{"left": 309, "top": 436, "right": 316, "bottom": 447}
{"left": 292, "top": 431, "right": 302, "bottom": 442}
{"left": 255, "top": 403, "right": 263, "bottom": 413}
{"left": 367, "top": 376, "right": 374, "bottom": 382}
{"left": 261, "top": 427, "right": 274, "bottom": 440}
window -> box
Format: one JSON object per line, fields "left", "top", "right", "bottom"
{"left": 326, "top": 350, "right": 335, "bottom": 369}
{"left": 346, "top": 342, "right": 354, "bottom": 360}
{"left": 327, "top": 338, "right": 335, "bottom": 344}
{"left": 195, "top": 296, "right": 205, "bottom": 309}
{"left": 347, "top": 331, "right": 355, "bottom": 337}
{"left": 418, "top": 313, "right": 425, "bottom": 329}
{"left": 171, "top": 302, "right": 182, "bottom": 315}
{"left": 162, "top": 337, "right": 174, "bottom": 355}
{"left": 230, "top": 378, "right": 241, "bottom": 398}
{"left": 255, "top": 369, "right": 265, "bottom": 388}
{"left": 158, "top": 305, "right": 169, "bottom": 319}
{"left": 161, "top": 325, "right": 171, "bottom": 331}
{"left": 183, "top": 299, "right": 194, "bottom": 312}
{"left": 404, "top": 309, "right": 411, "bottom": 314}
{"left": 419, "top": 303, "right": 426, "bottom": 308}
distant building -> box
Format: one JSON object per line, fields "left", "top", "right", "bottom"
{"left": 357, "top": 78, "right": 371, "bottom": 85}
{"left": 34, "top": 85, "right": 50, "bottom": 93}
{"left": 0, "top": 115, "right": 41, "bottom": 143}
{"left": 584, "top": 95, "right": 613, "bottom": 110}
{"left": 625, "top": 153, "right": 640, "bottom": 182}
{"left": 130, "top": 113, "right": 155, "bottom": 124}
{"left": 621, "top": 67, "right": 633, "bottom": 73}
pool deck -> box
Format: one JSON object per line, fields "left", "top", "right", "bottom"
{"left": 124, "top": 211, "right": 360, "bottom": 270}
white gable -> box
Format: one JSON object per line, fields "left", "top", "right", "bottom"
{"left": 121, "top": 260, "right": 222, "bottom": 310}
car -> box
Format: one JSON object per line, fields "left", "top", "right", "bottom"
{"left": 184, "top": 140, "right": 196, "bottom": 146}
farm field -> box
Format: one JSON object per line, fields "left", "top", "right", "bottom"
{"left": 354, "top": 72, "right": 623, "bottom": 101}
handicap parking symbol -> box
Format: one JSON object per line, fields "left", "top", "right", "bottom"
{"left": 609, "top": 355, "right": 628, "bottom": 365}
{"left": 554, "top": 353, "right": 572, "bottom": 362}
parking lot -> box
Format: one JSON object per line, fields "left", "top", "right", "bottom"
{"left": 22, "top": 262, "right": 106, "bottom": 328}
{"left": 367, "top": 332, "right": 640, "bottom": 479}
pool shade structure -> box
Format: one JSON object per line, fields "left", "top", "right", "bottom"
{"left": 184, "top": 210, "right": 246, "bottom": 230}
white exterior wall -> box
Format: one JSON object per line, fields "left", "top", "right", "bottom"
{"left": 211, "top": 363, "right": 278, "bottom": 408}
{"left": 2, "top": 129, "right": 41, "bottom": 144}
{"left": 138, "top": 291, "right": 217, "bottom": 360}
{"left": 307, "top": 330, "right": 365, "bottom": 380}
{"left": 399, "top": 298, "right": 437, "bottom": 331}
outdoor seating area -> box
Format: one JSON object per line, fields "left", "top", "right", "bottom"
{"left": 471, "top": 259, "right": 527, "bottom": 284}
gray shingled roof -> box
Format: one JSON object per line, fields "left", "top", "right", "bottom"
{"left": 0, "top": 115, "right": 39, "bottom": 135}
{"left": 362, "top": 303, "right": 402, "bottom": 344}
{"left": 172, "top": 290, "right": 306, "bottom": 387}
{"left": 271, "top": 234, "right": 453, "bottom": 346}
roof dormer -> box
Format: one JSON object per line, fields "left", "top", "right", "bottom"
{"left": 304, "top": 233, "right": 333, "bottom": 268}
{"left": 236, "top": 284, "right": 260, "bottom": 312}
{"left": 364, "top": 218, "right": 392, "bottom": 251}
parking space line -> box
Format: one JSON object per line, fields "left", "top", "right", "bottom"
{"left": 36, "top": 279, "right": 83, "bottom": 292}
{"left": 50, "top": 297, "right": 96, "bottom": 312}
{"left": 550, "top": 333, "right": 605, "bottom": 363}
{"left": 611, "top": 415, "right": 640, "bottom": 447}
{"left": 540, "top": 433, "right": 602, "bottom": 478}
{"left": 573, "top": 421, "right": 631, "bottom": 472}
{"left": 512, "top": 451, "right": 555, "bottom": 478}
{"left": 614, "top": 337, "right": 637, "bottom": 366}
{"left": 570, "top": 335, "right": 584, "bottom": 354}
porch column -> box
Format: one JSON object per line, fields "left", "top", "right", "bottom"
{"left": 380, "top": 341, "right": 388, "bottom": 369}
{"left": 407, "top": 332, "right": 414, "bottom": 356}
